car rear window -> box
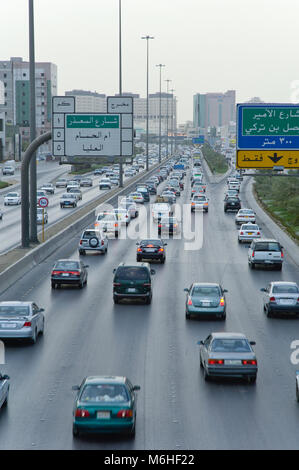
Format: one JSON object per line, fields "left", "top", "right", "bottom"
{"left": 272, "top": 284, "right": 299, "bottom": 294}
{"left": 0, "top": 306, "right": 30, "bottom": 316}
{"left": 254, "top": 242, "right": 280, "bottom": 251}
{"left": 115, "top": 267, "right": 149, "bottom": 281}
{"left": 80, "top": 384, "right": 129, "bottom": 403}
{"left": 54, "top": 261, "right": 80, "bottom": 270}
{"left": 242, "top": 225, "right": 259, "bottom": 231}
{"left": 211, "top": 339, "right": 251, "bottom": 352}
{"left": 192, "top": 286, "right": 220, "bottom": 296}
{"left": 82, "top": 231, "right": 98, "bottom": 238}
{"left": 140, "top": 240, "right": 161, "bottom": 246}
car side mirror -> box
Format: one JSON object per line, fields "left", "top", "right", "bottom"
{"left": 84, "top": 265, "right": 89, "bottom": 268}
{"left": 136, "top": 242, "right": 139, "bottom": 245}
{"left": 223, "top": 289, "right": 228, "bottom": 293}
{"left": 72, "top": 385, "right": 80, "bottom": 391}
{"left": 184, "top": 288, "right": 189, "bottom": 292}
{"left": 164, "top": 243, "right": 167, "bottom": 246}
{"left": 113, "top": 268, "right": 116, "bottom": 273}
{"left": 260, "top": 288, "right": 266, "bottom": 292}
{"left": 1, "top": 375, "right": 9, "bottom": 380}
{"left": 132, "top": 385, "right": 141, "bottom": 391}
{"left": 250, "top": 341, "right": 256, "bottom": 346}
{"left": 39, "top": 308, "right": 45, "bottom": 312}
{"left": 150, "top": 269, "right": 156, "bottom": 275}
{"left": 197, "top": 341, "right": 203, "bottom": 345}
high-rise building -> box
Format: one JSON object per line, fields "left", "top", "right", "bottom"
{"left": 193, "top": 90, "right": 236, "bottom": 131}
{"left": 0, "top": 57, "right": 57, "bottom": 156}
{"left": 65, "top": 90, "right": 107, "bottom": 112}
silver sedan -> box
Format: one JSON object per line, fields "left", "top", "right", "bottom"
{"left": 0, "top": 301, "right": 45, "bottom": 343}
{"left": 0, "top": 373, "right": 10, "bottom": 409}
{"left": 198, "top": 332, "right": 257, "bottom": 383}
{"left": 260, "top": 281, "right": 299, "bottom": 317}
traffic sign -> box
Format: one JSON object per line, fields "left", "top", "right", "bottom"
{"left": 237, "top": 104, "right": 299, "bottom": 149}
{"left": 64, "top": 114, "right": 121, "bottom": 156}
{"left": 38, "top": 197, "right": 49, "bottom": 208}
{"left": 192, "top": 136, "right": 205, "bottom": 144}
{"left": 237, "top": 150, "right": 299, "bottom": 168}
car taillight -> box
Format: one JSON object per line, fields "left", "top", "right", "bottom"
{"left": 101, "top": 240, "right": 104, "bottom": 246}
{"left": 52, "top": 270, "right": 62, "bottom": 275}
{"left": 137, "top": 247, "right": 142, "bottom": 252}
{"left": 79, "top": 240, "right": 83, "bottom": 245}
{"left": 252, "top": 251, "right": 255, "bottom": 257}
{"left": 94, "top": 223, "right": 99, "bottom": 227}
{"left": 23, "top": 321, "right": 31, "bottom": 327}
{"left": 281, "top": 251, "right": 284, "bottom": 258}
{"left": 158, "top": 248, "right": 164, "bottom": 252}
{"left": 208, "top": 359, "right": 224, "bottom": 365}
{"left": 257, "top": 232, "right": 260, "bottom": 235}
{"left": 113, "top": 283, "right": 121, "bottom": 287}
{"left": 240, "top": 231, "right": 244, "bottom": 235}
{"left": 242, "top": 360, "right": 257, "bottom": 366}
{"left": 188, "top": 297, "right": 192, "bottom": 306}
{"left": 75, "top": 408, "right": 90, "bottom": 418}
{"left": 158, "top": 224, "right": 162, "bottom": 228}
{"left": 269, "top": 296, "right": 276, "bottom": 302}
{"left": 219, "top": 298, "right": 225, "bottom": 306}
{"left": 114, "top": 223, "right": 118, "bottom": 227}
{"left": 143, "top": 283, "right": 151, "bottom": 287}
{"left": 116, "top": 409, "right": 133, "bottom": 418}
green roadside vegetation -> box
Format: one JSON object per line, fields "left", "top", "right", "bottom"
{"left": 201, "top": 143, "right": 228, "bottom": 174}
{"left": 0, "top": 181, "right": 11, "bottom": 189}
{"left": 254, "top": 170, "right": 299, "bottom": 243}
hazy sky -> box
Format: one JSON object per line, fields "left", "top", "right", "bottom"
{"left": 2, "top": 0, "right": 299, "bottom": 123}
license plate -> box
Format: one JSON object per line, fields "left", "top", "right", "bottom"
{"left": 97, "top": 411, "right": 110, "bottom": 419}
{"left": 62, "top": 273, "right": 70, "bottom": 277}
{"left": 247, "top": 232, "right": 253, "bottom": 235}
{"left": 202, "top": 302, "right": 210, "bottom": 307}
{"left": 2, "top": 323, "right": 16, "bottom": 328}
{"left": 146, "top": 249, "right": 155, "bottom": 253}
{"left": 279, "top": 299, "right": 293, "bottom": 305}
{"left": 225, "top": 360, "right": 242, "bottom": 365}
{"left": 127, "top": 288, "right": 137, "bottom": 293}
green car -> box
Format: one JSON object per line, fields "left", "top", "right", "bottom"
{"left": 72, "top": 376, "right": 140, "bottom": 437}
{"left": 184, "top": 283, "right": 228, "bottom": 320}
{"left": 113, "top": 263, "right": 155, "bottom": 304}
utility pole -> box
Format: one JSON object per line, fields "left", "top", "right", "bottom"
{"left": 170, "top": 88, "right": 175, "bottom": 156}
{"left": 141, "top": 35, "right": 154, "bottom": 171}
{"left": 156, "top": 64, "right": 165, "bottom": 164}
{"left": 165, "top": 79, "right": 171, "bottom": 158}
{"left": 118, "top": 0, "right": 123, "bottom": 188}
{"left": 29, "top": 0, "right": 38, "bottom": 243}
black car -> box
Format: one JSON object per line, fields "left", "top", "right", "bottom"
{"left": 113, "top": 263, "right": 155, "bottom": 304}
{"left": 51, "top": 259, "right": 89, "bottom": 289}
{"left": 136, "top": 239, "right": 167, "bottom": 263}
{"left": 224, "top": 197, "right": 241, "bottom": 212}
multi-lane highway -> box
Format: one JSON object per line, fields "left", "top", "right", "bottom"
{"left": 0, "top": 158, "right": 298, "bottom": 450}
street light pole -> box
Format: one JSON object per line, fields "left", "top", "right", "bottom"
{"left": 118, "top": 0, "right": 123, "bottom": 188}
{"left": 29, "top": 0, "right": 38, "bottom": 243}
{"left": 141, "top": 35, "right": 154, "bottom": 172}
{"left": 170, "top": 88, "right": 175, "bottom": 156}
{"left": 156, "top": 64, "right": 165, "bottom": 164}
{"left": 165, "top": 79, "right": 171, "bottom": 158}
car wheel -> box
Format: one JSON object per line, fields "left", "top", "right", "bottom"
{"left": 136, "top": 256, "right": 141, "bottom": 262}
{"left": 238, "top": 238, "right": 241, "bottom": 244}
{"left": 51, "top": 282, "right": 56, "bottom": 289}
{"left": 161, "top": 257, "right": 165, "bottom": 264}
{"left": 40, "top": 319, "right": 45, "bottom": 336}
{"left": 113, "top": 296, "right": 119, "bottom": 304}
{"left": 30, "top": 328, "right": 37, "bottom": 344}
{"left": 296, "top": 384, "right": 299, "bottom": 402}
{"left": 146, "top": 295, "right": 152, "bottom": 305}
{"left": 203, "top": 367, "right": 210, "bottom": 381}
{"left": 247, "top": 375, "right": 257, "bottom": 384}
{"left": 185, "top": 311, "right": 191, "bottom": 320}
{"left": 72, "top": 425, "right": 80, "bottom": 438}
{"left": 277, "top": 264, "right": 282, "bottom": 271}
{"left": 79, "top": 250, "right": 86, "bottom": 255}
{"left": 60, "top": 204, "right": 63, "bottom": 208}
{"left": 79, "top": 280, "right": 84, "bottom": 289}
{"left": 266, "top": 306, "right": 272, "bottom": 318}
{"left": 221, "top": 312, "right": 226, "bottom": 320}
{"left": 115, "top": 232, "right": 119, "bottom": 238}
{"left": 135, "top": 211, "right": 138, "bottom": 217}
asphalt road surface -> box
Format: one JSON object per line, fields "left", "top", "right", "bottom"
{"left": 0, "top": 167, "right": 298, "bottom": 450}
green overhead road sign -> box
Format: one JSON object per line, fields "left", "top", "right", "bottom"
{"left": 66, "top": 114, "right": 120, "bottom": 129}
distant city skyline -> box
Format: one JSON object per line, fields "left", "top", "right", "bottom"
{"left": 1, "top": 0, "right": 299, "bottom": 123}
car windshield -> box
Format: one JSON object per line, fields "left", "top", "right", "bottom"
{"left": 0, "top": 306, "right": 30, "bottom": 316}
{"left": 115, "top": 267, "right": 149, "bottom": 281}
{"left": 272, "top": 284, "right": 299, "bottom": 294}
{"left": 192, "top": 286, "right": 220, "bottom": 296}
{"left": 80, "top": 384, "right": 129, "bottom": 403}
{"left": 54, "top": 261, "right": 80, "bottom": 270}
{"left": 7, "top": 193, "right": 18, "bottom": 197}
{"left": 254, "top": 242, "right": 280, "bottom": 252}
{"left": 211, "top": 339, "right": 251, "bottom": 353}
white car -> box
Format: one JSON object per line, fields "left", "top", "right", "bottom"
{"left": 41, "top": 183, "right": 55, "bottom": 194}
{"left": 228, "top": 181, "right": 240, "bottom": 192}
{"left": 130, "top": 192, "right": 144, "bottom": 204}
{"left": 235, "top": 208, "right": 256, "bottom": 225}
{"left": 4, "top": 192, "right": 21, "bottom": 206}
{"left": 238, "top": 223, "right": 261, "bottom": 243}
{"left": 120, "top": 198, "right": 139, "bottom": 218}
{"left": 190, "top": 194, "right": 209, "bottom": 212}
{"left": 114, "top": 208, "right": 131, "bottom": 226}
{"left": 152, "top": 203, "right": 172, "bottom": 222}
{"left": 36, "top": 190, "right": 47, "bottom": 202}
{"left": 94, "top": 212, "right": 121, "bottom": 237}
{"left": 60, "top": 193, "right": 77, "bottom": 208}
{"left": 99, "top": 179, "right": 112, "bottom": 190}
{"left": 78, "top": 229, "right": 108, "bottom": 255}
